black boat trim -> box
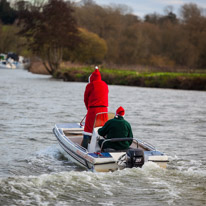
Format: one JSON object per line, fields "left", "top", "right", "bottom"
{"left": 60, "top": 140, "right": 90, "bottom": 168}
{"left": 53, "top": 128, "right": 91, "bottom": 169}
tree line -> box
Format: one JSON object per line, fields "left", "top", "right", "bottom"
{"left": 0, "top": 0, "right": 206, "bottom": 74}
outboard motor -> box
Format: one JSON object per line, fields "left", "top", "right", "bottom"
{"left": 126, "top": 148, "right": 144, "bottom": 168}
{"left": 118, "top": 148, "right": 144, "bottom": 169}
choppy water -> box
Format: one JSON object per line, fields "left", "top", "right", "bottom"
{"left": 0, "top": 69, "right": 205, "bottom": 206}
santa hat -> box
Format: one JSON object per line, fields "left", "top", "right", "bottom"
{"left": 116, "top": 106, "right": 125, "bottom": 117}
{"left": 89, "top": 66, "right": 101, "bottom": 82}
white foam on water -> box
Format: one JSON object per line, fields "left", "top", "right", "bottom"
{"left": 0, "top": 170, "right": 132, "bottom": 205}
{"left": 35, "top": 144, "right": 65, "bottom": 159}
{"left": 153, "top": 156, "right": 206, "bottom": 205}
{"left": 168, "top": 155, "right": 206, "bottom": 178}
{"left": 1, "top": 154, "right": 205, "bottom": 206}
{"left": 98, "top": 201, "right": 114, "bottom": 206}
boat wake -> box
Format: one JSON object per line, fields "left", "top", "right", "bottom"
{"left": 1, "top": 143, "right": 205, "bottom": 206}
{"left": 0, "top": 155, "right": 205, "bottom": 206}
{"left": 168, "top": 155, "right": 206, "bottom": 178}
{"left": 25, "top": 145, "right": 83, "bottom": 175}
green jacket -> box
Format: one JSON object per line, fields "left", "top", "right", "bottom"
{"left": 98, "top": 116, "right": 133, "bottom": 150}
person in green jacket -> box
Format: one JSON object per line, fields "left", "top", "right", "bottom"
{"left": 98, "top": 106, "right": 133, "bottom": 150}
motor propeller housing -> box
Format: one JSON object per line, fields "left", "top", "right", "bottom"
{"left": 118, "top": 148, "right": 145, "bottom": 169}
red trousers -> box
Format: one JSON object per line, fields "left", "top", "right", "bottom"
{"left": 84, "top": 107, "right": 108, "bottom": 134}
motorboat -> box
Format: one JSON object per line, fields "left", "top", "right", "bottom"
{"left": 0, "top": 60, "right": 16, "bottom": 69}
{"left": 53, "top": 112, "right": 169, "bottom": 172}
{"left": 0, "top": 53, "right": 30, "bottom": 70}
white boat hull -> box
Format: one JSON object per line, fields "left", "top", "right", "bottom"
{"left": 53, "top": 121, "right": 169, "bottom": 172}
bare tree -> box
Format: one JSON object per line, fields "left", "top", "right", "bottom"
{"left": 18, "top": 0, "right": 80, "bottom": 74}
{"left": 180, "top": 3, "right": 202, "bottom": 23}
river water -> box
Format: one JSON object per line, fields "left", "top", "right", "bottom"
{"left": 0, "top": 69, "right": 205, "bottom": 206}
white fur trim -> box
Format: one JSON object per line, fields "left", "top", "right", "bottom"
{"left": 116, "top": 114, "right": 125, "bottom": 117}
{"left": 82, "top": 131, "right": 92, "bottom": 136}
{"left": 88, "top": 74, "right": 91, "bottom": 83}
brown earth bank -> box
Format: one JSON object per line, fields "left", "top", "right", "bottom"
{"left": 29, "top": 59, "right": 49, "bottom": 75}
{"left": 29, "top": 60, "right": 86, "bottom": 75}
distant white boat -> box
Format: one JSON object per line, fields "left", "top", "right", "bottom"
{"left": 53, "top": 112, "right": 169, "bottom": 172}
{"left": 0, "top": 53, "right": 30, "bottom": 70}
{"left": 0, "top": 60, "right": 16, "bottom": 69}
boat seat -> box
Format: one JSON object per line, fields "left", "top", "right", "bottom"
{"left": 98, "top": 137, "right": 135, "bottom": 153}
{"left": 102, "top": 147, "right": 132, "bottom": 153}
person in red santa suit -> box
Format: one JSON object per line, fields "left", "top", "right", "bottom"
{"left": 81, "top": 66, "right": 109, "bottom": 149}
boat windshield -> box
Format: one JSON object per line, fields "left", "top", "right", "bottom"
{"left": 93, "top": 112, "right": 115, "bottom": 128}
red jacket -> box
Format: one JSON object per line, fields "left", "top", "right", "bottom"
{"left": 84, "top": 69, "right": 108, "bottom": 109}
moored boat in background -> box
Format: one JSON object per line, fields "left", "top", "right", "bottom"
{"left": 0, "top": 53, "right": 30, "bottom": 70}
{"left": 0, "top": 60, "right": 16, "bottom": 69}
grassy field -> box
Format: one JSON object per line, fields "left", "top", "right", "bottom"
{"left": 53, "top": 66, "right": 206, "bottom": 91}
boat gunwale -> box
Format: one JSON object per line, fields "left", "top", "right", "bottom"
{"left": 54, "top": 124, "right": 165, "bottom": 155}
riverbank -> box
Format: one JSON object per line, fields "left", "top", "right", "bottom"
{"left": 53, "top": 66, "right": 206, "bottom": 91}
{"left": 29, "top": 60, "right": 206, "bottom": 91}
